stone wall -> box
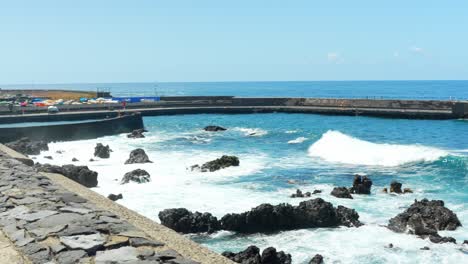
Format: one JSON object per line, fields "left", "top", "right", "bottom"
{"left": 0, "top": 113, "right": 144, "bottom": 143}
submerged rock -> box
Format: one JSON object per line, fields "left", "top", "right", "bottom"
{"left": 192, "top": 155, "right": 240, "bottom": 172}
{"left": 107, "top": 193, "right": 123, "bottom": 201}
{"left": 158, "top": 208, "right": 220, "bottom": 234}
{"left": 350, "top": 175, "right": 372, "bottom": 194}
{"left": 331, "top": 187, "right": 353, "bottom": 199}
{"left": 388, "top": 199, "right": 461, "bottom": 242}
{"left": 36, "top": 164, "right": 98, "bottom": 188}
{"left": 121, "top": 169, "right": 151, "bottom": 184}
{"left": 94, "top": 143, "right": 111, "bottom": 159}
{"left": 127, "top": 129, "right": 147, "bottom": 139}
{"left": 204, "top": 125, "right": 227, "bottom": 132}
{"left": 44, "top": 156, "right": 53, "bottom": 160}
{"left": 6, "top": 137, "right": 49, "bottom": 156}
{"left": 124, "top": 149, "right": 152, "bottom": 164}
{"left": 309, "top": 254, "right": 324, "bottom": 264}
{"left": 428, "top": 234, "right": 456, "bottom": 244}
{"left": 222, "top": 246, "right": 291, "bottom": 264}
{"left": 220, "top": 198, "right": 361, "bottom": 233}
{"left": 72, "top": 157, "right": 79, "bottom": 162}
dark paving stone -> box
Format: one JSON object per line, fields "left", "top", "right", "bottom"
{"left": 56, "top": 249, "right": 88, "bottom": 264}
{"left": 130, "top": 237, "right": 165, "bottom": 247}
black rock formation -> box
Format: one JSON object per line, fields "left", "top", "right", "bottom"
{"left": 158, "top": 208, "right": 220, "bottom": 234}
{"left": 107, "top": 193, "right": 123, "bottom": 201}
{"left": 36, "top": 164, "right": 98, "bottom": 188}
{"left": 192, "top": 155, "right": 240, "bottom": 172}
{"left": 331, "top": 187, "right": 353, "bottom": 199}
{"left": 350, "top": 175, "right": 372, "bottom": 194}
{"left": 390, "top": 181, "right": 402, "bottom": 194}
{"left": 222, "top": 246, "right": 291, "bottom": 264}
{"left": 6, "top": 137, "right": 49, "bottom": 156}
{"left": 309, "top": 254, "right": 324, "bottom": 264}
{"left": 204, "top": 125, "right": 227, "bottom": 132}
{"left": 94, "top": 143, "right": 111, "bottom": 159}
{"left": 125, "top": 148, "right": 152, "bottom": 164}
{"left": 121, "top": 169, "right": 151, "bottom": 184}
{"left": 127, "top": 128, "right": 147, "bottom": 138}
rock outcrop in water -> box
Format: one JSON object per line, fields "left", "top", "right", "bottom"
{"left": 388, "top": 199, "right": 461, "bottom": 243}
{"left": 191, "top": 155, "right": 240, "bottom": 172}
{"left": 35, "top": 163, "right": 98, "bottom": 188}
{"left": 158, "top": 208, "right": 220, "bottom": 234}
{"left": 159, "top": 198, "right": 361, "bottom": 234}
{"left": 94, "top": 143, "right": 111, "bottom": 159}
{"left": 6, "top": 137, "right": 49, "bottom": 155}
{"left": 331, "top": 187, "right": 353, "bottom": 199}
{"left": 350, "top": 175, "right": 372, "bottom": 194}
{"left": 121, "top": 169, "right": 151, "bottom": 184}
{"left": 125, "top": 148, "right": 152, "bottom": 164}
{"left": 127, "top": 128, "right": 147, "bottom": 138}
{"left": 220, "top": 198, "right": 362, "bottom": 233}
{"left": 222, "top": 245, "right": 291, "bottom": 264}
{"left": 203, "top": 125, "right": 227, "bottom": 132}
{"left": 309, "top": 254, "right": 324, "bottom": 264}
{"left": 290, "top": 189, "right": 311, "bottom": 198}
{"left": 390, "top": 181, "right": 403, "bottom": 194}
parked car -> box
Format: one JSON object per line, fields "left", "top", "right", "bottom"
{"left": 47, "top": 106, "right": 59, "bottom": 113}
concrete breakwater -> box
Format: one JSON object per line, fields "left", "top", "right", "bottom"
{"left": 1, "top": 97, "right": 467, "bottom": 120}
{"left": 0, "top": 113, "right": 144, "bottom": 143}
{"left": 0, "top": 146, "right": 233, "bottom": 263}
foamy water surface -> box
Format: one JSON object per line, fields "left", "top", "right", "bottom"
{"left": 32, "top": 113, "right": 468, "bottom": 263}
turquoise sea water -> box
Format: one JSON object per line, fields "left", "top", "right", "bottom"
{"left": 33, "top": 112, "right": 468, "bottom": 263}
{"left": 4, "top": 80, "right": 468, "bottom": 100}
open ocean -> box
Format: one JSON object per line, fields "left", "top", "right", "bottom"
{"left": 3, "top": 80, "right": 468, "bottom": 100}
{"left": 28, "top": 81, "right": 468, "bottom": 263}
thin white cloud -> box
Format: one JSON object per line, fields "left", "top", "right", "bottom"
{"left": 327, "top": 52, "right": 343, "bottom": 64}
{"left": 410, "top": 46, "right": 424, "bottom": 53}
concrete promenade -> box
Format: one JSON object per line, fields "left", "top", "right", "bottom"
{"left": 0, "top": 146, "right": 233, "bottom": 264}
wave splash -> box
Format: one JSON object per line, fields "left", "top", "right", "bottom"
{"left": 308, "top": 130, "right": 448, "bottom": 166}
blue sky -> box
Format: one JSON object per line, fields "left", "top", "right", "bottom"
{"left": 0, "top": 0, "right": 467, "bottom": 84}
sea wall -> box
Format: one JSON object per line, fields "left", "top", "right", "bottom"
{"left": 452, "top": 102, "right": 468, "bottom": 118}
{"left": 0, "top": 113, "right": 144, "bottom": 143}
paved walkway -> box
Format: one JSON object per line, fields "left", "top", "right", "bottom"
{"left": 0, "top": 150, "right": 211, "bottom": 264}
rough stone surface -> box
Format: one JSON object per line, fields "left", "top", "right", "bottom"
{"left": 5, "top": 137, "right": 49, "bottom": 156}
{"left": 94, "top": 143, "right": 111, "bottom": 159}
{"left": 330, "top": 187, "right": 353, "bottom": 199}
{"left": 290, "top": 189, "right": 311, "bottom": 198}
{"left": 125, "top": 148, "right": 153, "bottom": 164}
{"left": 158, "top": 208, "right": 220, "bottom": 234}
{"left": 0, "top": 150, "right": 198, "bottom": 264}
{"left": 121, "top": 169, "right": 151, "bottom": 184}
{"left": 350, "top": 175, "right": 372, "bottom": 194}
{"left": 127, "top": 128, "right": 148, "bottom": 138}
{"left": 223, "top": 246, "right": 291, "bottom": 264}
{"left": 35, "top": 163, "right": 98, "bottom": 188}
{"left": 192, "top": 155, "right": 240, "bottom": 172}
{"left": 390, "top": 181, "right": 403, "bottom": 194}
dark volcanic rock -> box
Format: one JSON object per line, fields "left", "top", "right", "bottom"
{"left": 124, "top": 149, "right": 152, "bottom": 164}
{"left": 336, "top": 205, "right": 363, "bottom": 227}
{"left": 261, "top": 247, "right": 291, "bottom": 264}
{"left": 290, "top": 189, "right": 311, "bottom": 198}
{"left": 36, "top": 164, "right": 98, "bottom": 188}
{"left": 390, "top": 181, "right": 402, "bottom": 194}
{"left": 127, "top": 128, "right": 147, "bottom": 138}
{"left": 388, "top": 199, "right": 461, "bottom": 237}
{"left": 309, "top": 254, "right": 324, "bottom": 264}
{"left": 44, "top": 156, "right": 53, "bottom": 160}
{"left": 223, "top": 246, "right": 291, "bottom": 264}
{"left": 194, "top": 155, "right": 240, "bottom": 172}
{"left": 331, "top": 187, "right": 353, "bottom": 199}
{"left": 107, "top": 193, "right": 123, "bottom": 201}
{"left": 72, "top": 157, "right": 79, "bottom": 162}
{"left": 222, "top": 246, "right": 261, "bottom": 264}
{"left": 428, "top": 234, "right": 456, "bottom": 244}
{"left": 94, "top": 143, "right": 111, "bottom": 159}
{"left": 158, "top": 208, "right": 220, "bottom": 234}
{"left": 203, "top": 125, "right": 227, "bottom": 132}
{"left": 6, "top": 137, "right": 49, "bottom": 155}
{"left": 220, "top": 198, "right": 361, "bottom": 233}
{"left": 350, "top": 175, "right": 372, "bottom": 194}
{"left": 121, "top": 169, "right": 151, "bottom": 184}
{"left": 312, "top": 190, "right": 322, "bottom": 194}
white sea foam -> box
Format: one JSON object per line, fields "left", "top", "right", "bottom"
{"left": 285, "top": 130, "right": 298, "bottom": 134}
{"left": 288, "top": 137, "right": 308, "bottom": 144}
{"left": 308, "top": 130, "right": 448, "bottom": 166}
{"left": 233, "top": 127, "right": 268, "bottom": 137}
